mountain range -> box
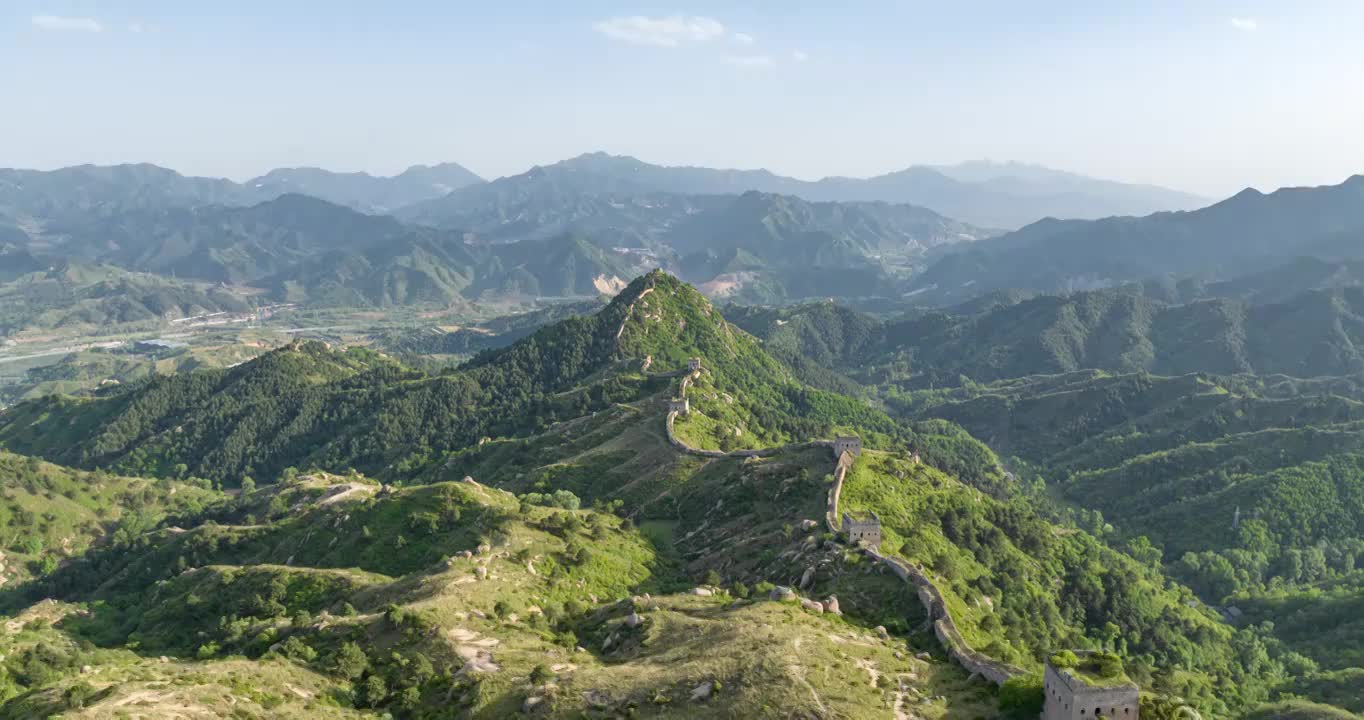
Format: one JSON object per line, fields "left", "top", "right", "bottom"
{"left": 403, "top": 152, "right": 1208, "bottom": 230}
{"left": 2, "top": 153, "right": 1206, "bottom": 238}
{"left": 911, "top": 175, "right": 1364, "bottom": 303}
{"left": 2, "top": 182, "right": 991, "bottom": 312}
{"left": 244, "top": 162, "right": 484, "bottom": 212}
{"left": 6, "top": 156, "right": 1364, "bottom": 328}
{"left": 0, "top": 271, "right": 1339, "bottom": 717}
{"left": 0, "top": 160, "right": 482, "bottom": 226}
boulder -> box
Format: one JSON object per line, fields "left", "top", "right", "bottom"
{"left": 522, "top": 695, "right": 544, "bottom": 712}
{"left": 690, "top": 587, "right": 713, "bottom": 597}
{"left": 769, "top": 585, "right": 797, "bottom": 602}
{"left": 875, "top": 625, "right": 890, "bottom": 640}
{"left": 690, "top": 681, "right": 714, "bottom": 702}
{"left": 822, "top": 596, "right": 841, "bottom": 615}
{"left": 800, "top": 598, "right": 824, "bottom": 614}
{"left": 800, "top": 519, "right": 819, "bottom": 531}
{"left": 799, "top": 567, "right": 816, "bottom": 590}
{"left": 475, "top": 566, "right": 488, "bottom": 580}
{"left": 624, "top": 612, "right": 643, "bottom": 628}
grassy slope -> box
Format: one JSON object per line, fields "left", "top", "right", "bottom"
{"left": 2, "top": 463, "right": 997, "bottom": 719}
{"left": 0, "top": 601, "right": 364, "bottom": 718}
{"left": 838, "top": 450, "right": 1261, "bottom": 717}
{"left": 0, "top": 451, "right": 220, "bottom": 586}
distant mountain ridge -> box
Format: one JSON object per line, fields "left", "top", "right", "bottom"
{"left": 403, "top": 151, "right": 1210, "bottom": 229}
{"left": 0, "top": 161, "right": 485, "bottom": 225}
{"left": 20, "top": 194, "right": 642, "bottom": 307}
{"left": 911, "top": 175, "right": 1364, "bottom": 304}
{"left": 245, "top": 162, "right": 483, "bottom": 212}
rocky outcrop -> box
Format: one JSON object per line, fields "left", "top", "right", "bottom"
{"left": 769, "top": 585, "right": 797, "bottom": 602}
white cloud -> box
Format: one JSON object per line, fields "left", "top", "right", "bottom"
{"left": 31, "top": 14, "right": 103, "bottom": 32}
{"left": 791, "top": 50, "right": 809, "bottom": 62}
{"left": 1229, "top": 17, "right": 1259, "bottom": 32}
{"left": 594, "top": 15, "right": 726, "bottom": 47}
{"left": 731, "top": 32, "right": 756, "bottom": 46}
{"left": 724, "top": 54, "right": 775, "bottom": 68}
{"left": 128, "top": 21, "right": 159, "bottom": 33}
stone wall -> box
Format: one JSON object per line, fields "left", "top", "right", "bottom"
{"left": 665, "top": 369, "right": 834, "bottom": 461}
{"left": 662, "top": 355, "right": 1026, "bottom": 687}
{"left": 825, "top": 451, "right": 855, "bottom": 532}
{"left": 614, "top": 286, "right": 654, "bottom": 342}
{"left": 862, "top": 550, "right": 1027, "bottom": 687}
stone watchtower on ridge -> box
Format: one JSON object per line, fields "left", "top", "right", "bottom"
{"left": 669, "top": 397, "right": 690, "bottom": 415}
{"left": 1043, "top": 652, "right": 1140, "bottom": 720}
{"left": 688, "top": 357, "right": 703, "bottom": 372}
{"left": 832, "top": 436, "right": 861, "bottom": 459}
{"left": 842, "top": 511, "right": 881, "bottom": 549}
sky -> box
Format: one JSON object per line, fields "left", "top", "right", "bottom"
{"left": 4, "top": 1, "right": 1363, "bottom": 198}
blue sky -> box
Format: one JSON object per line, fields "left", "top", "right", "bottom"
{"left": 4, "top": 1, "right": 1362, "bottom": 197}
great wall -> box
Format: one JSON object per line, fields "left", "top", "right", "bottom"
{"left": 661, "top": 356, "right": 1026, "bottom": 687}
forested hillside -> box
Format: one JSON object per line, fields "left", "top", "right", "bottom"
{"left": 731, "top": 286, "right": 1364, "bottom": 717}
{"left": 732, "top": 282, "right": 1364, "bottom": 388}
{"left": 0, "top": 272, "right": 1317, "bottom": 717}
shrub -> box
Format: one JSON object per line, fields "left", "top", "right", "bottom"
{"left": 999, "top": 675, "right": 1045, "bottom": 718}
{"left": 333, "top": 642, "right": 369, "bottom": 679}
{"left": 280, "top": 636, "right": 318, "bottom": 663}
{"left": 1049, "top": 650, "right": 1079, "bottom": 668}
{"left": 529, "top": 664, "right": 553, "bottom": 685}
{"left": 1092, "top": 652, "right": 1123, "bottom": 679}
{"left": 363, "top": 675, "right": 387, "bottom": 707}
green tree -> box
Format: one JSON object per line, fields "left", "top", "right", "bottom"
{"left": 333, "top": 642, "right": 369, "bottom": 680}
{"left": 999, "top": 675, "right": 1044, "bottom": 718}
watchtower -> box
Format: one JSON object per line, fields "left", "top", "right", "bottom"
{"left": 842, "top": 511, "right": 881, "bottom": 549}
{"left": 669, "top": 397, "right": 690, "bottom": 415}
{"left": 832, "top": 436, "right": 861, "bottom": 458}
{"left": 1043, "top": 653, "right": 1140, "bottom": 720}
{"left": 688, "top": 357, "right": 703, "bottom": 372}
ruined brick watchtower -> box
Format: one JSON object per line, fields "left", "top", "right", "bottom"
{"left": 669, "top": 397, "right": 690, "bottom": 415}
{"left": 688, "top": 357, "right": 703, "bottom": 372}
{"left": 842, "top": 511, "right": 881, "bottom": 549}
{"left": 1043, "top": 653, "right": 1140, "bottom": 720}
{"left": 832, "top": 436, "right": 861, "bottom": 459}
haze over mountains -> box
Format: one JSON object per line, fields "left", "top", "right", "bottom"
{"left": 400, "top": 152, "right": 1209, "bottom": 230}
{"left": 2, "top": 151, "right": 1205, "bottom": 232}
{"left": 6, "top": 150, "right": 1364, "bottom": 322}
